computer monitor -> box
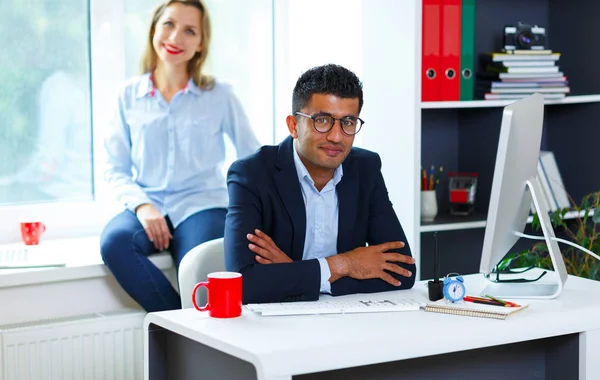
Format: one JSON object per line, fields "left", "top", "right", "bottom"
{"left": 479, "top": 93, "right": 568, "bottom": 299}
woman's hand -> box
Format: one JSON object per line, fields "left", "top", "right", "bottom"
{"left": 135, "top": 204, "right": 172, "bottom": 251}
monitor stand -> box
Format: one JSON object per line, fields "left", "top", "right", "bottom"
{"left": 481, "top": 282, "right": 561, "bottom": 299}
{"left": 480, "top": 177, "right": 568, "bottom": 299}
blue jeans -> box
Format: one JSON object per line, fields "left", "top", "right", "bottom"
{"left": 100, "top": 208, "right": 227, "bottom": 312}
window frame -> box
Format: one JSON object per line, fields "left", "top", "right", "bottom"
{"left": 0, "top": 0, "right": 279, "bottom": 245}
{"left": 0, "top": 0, "right": 127, "bottom": 244}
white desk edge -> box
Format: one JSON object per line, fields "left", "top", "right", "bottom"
{"left": 145, "top": 272, "right": 600, "bottom": 379}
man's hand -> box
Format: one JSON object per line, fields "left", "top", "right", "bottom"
{"left": 135, "top": 203, "right": 172, "bottom": 251}
{"left": 326, "top": 242, "right": 414, "bottom": 286}
{"left": 247, "top": 229, "right": 292, "bottom": 264}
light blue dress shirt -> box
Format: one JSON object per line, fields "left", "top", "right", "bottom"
{"left": 104, "top": 74, "right": 260, "bottom": 227}
{"left": 292, "top": 141, "right": 343, "bottom": 294}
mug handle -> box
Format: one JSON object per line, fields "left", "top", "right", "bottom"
{"left": 41, "top": 223, "right": 46, "bottom": 233}
{"left": 192, "top": 282, "right": 210, "bottom": 311}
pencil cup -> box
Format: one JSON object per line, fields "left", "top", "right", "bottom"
{"left": 421, "top": 190, "right": 438, "bottom": 222}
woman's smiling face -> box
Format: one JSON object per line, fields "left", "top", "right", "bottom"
{"left": 152, "top": 2, "right": 203, "bottom": 68}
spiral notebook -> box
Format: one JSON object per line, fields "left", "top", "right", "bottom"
{"left": 424, "top": 299, "right": 529, "bottom": 320}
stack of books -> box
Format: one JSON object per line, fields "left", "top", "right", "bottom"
{"left": 476, "top": 50, "right": 570, "bottom": 101}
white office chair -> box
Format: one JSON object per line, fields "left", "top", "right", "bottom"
{"left": 178, "top": 237, "right": 225, "bottom": 309}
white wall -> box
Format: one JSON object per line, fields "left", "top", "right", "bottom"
{"left": 274, "top": 0, "right": 422, "bottom": 272}
{"left": 359, "top": 0, "right": 422, "bottom": 271}
{"left": 274, "top": 0, "right": 364, "bottom": 146}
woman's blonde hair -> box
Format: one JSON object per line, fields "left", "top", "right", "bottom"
{"left": 140, "top": 0, "right": 214, "bottom": 89}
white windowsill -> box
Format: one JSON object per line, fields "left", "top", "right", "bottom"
{"left": 0, "top": 236, "right": 174, "bottom": 288}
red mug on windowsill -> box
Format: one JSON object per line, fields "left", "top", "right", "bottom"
{"left": 20, "top": 222, "right": 46, "bottom": 245}
{"left": 192, "top": 272, "right": 242, "bottom": 318}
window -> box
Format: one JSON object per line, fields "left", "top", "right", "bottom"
{"left": 0, "top": 0, "right": 93, "bottom": 205}
{"left": 123, "top": 0, "right": 274, "bottom": 173}
{"left": 0, "top": 0, "right": 275, "bottom": 244}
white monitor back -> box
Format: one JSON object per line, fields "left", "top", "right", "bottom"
{"left": 480, "top": 93, "right": 568, "bottom": 299}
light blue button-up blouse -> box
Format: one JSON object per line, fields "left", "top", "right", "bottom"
{"left": 104, "top": 74, "right": 260, "bottom": 227}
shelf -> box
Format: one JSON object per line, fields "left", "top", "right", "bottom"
{"left": 420, "top": 94, "right": 600, "bottom": 110}
{"left": 420, "top": 209, "right": 595, "bottom": 233}
{"left": 531, "top": 208, "right": 597, "bottom": 223}
{"left": 420, "top": 212, "right": 487, "bottom": 232}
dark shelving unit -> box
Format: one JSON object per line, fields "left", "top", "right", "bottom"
{"left": 419, "top": 0, "right": 600, "bottom": 278}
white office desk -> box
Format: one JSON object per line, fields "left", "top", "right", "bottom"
{"left": 145, "top": 272, "right": 600, "bottom": 380}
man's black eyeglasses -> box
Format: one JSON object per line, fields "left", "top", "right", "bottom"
{"left": 484, "top": 265, "right": 548, "bottom": 283}
{"left": 294, "top": 112, "right": 364, "bottom": 136}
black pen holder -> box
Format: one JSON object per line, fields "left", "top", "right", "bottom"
{"left": 428, "top": 280, "right": 444, "bottom": 301}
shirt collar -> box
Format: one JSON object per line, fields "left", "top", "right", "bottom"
{"left": 135, "top": 73, "right": 201, "bottom": 98}
{"left": 186, "top": 78, "right": 202, "bottom": 95}
{"left": 135, "top": 73, "right": 152, "bottom": 98}
{"left": 292, "top": 140, "right": 343, "bottom": 188}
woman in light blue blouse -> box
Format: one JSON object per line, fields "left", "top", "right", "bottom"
{"left": 100, "top": 0, "right": 260, "bottom": 312}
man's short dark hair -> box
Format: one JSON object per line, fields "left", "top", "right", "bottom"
{"left": 292, "top": 64, "right": 363, "bottom": 114}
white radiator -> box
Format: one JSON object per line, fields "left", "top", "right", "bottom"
{"left": 0, "top": 310, "right": 146, "bottom": 380}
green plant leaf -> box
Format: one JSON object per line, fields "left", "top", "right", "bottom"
{"left": 509, "top": 191, "right": 600, "bottom": 279}
{"left": 589, "top": 262, "right": 600, "bottom": 281}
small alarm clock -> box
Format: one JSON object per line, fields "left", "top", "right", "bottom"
{"left": 442, "top": 273, "right": 466, "bottom": 303}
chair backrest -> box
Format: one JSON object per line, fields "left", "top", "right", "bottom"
{"left": 178, "top": 237, "right": 225, "bottom": 309}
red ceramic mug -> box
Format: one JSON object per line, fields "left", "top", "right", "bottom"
{"left": 192, "top": 272, "right": 242, "bottom": 318}
{"left": 20, "top": 222, "right": 46, "bottom": 245}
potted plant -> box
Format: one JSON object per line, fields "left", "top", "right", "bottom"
{"left": 497, "top": 191, "right": 600, "bottom": 280}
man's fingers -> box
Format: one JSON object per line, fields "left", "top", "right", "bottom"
{"left": 384, "top": 253, "right": 416, "bottom": 265}
{"left": 380, "top": 272, "right": 401, "bottom": 287}
{"left": 254, "top": 229, "right": 276, "bottom": 245}
{"left": 255, "top": 255, "right": 273, "bottom": 264}
{"left": 247, "top": 233, "right": 274, "bottom": 251}
{"left": 248, "top": 243, "right": 273, "bottom": 259}
{"left": 377, "top": 241, "right": 405, "bottom": 252}
{"left": 248, "top": 232, "right": 292, "bottom": 263}
{"left": 383, "top": 263, "right": 413, "bottom": 278}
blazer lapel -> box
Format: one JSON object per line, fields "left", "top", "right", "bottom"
{"left": 337, "top": 153, "right": 358, "bottom": 253}
{"left": 274, "top": 137, "right": 306, "bottom": 261}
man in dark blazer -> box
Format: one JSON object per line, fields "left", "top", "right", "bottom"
{"left": 225, "top": 64, "right": 416, "bottom": 304}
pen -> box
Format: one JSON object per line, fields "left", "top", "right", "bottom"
{"left": 465, "top": 299, "right": 506, "bottom": 307}
{"left": 429, "top": 165, "right": 434, "bottom": 190}
{"left": 433, "top": 166, "right": 444, "bottom": 190}
{"left": 463, "top": 296, "right": 506, "bottom": 307}
{"left": 482, "top": 294, "right": 520, "bottom": 308}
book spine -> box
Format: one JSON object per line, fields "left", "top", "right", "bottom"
{"left": 459, "top": 0, "right": 475, "bottom": 100}
{"left": 440, "top": 0, "right": 461, "bottom": 101}
{"left": 422, "top": 0, "right": 443, "bottom": 101}
{"left": 540, "top": 151, "right": 570, "bottom": 209}
{"left": 538, "top": 159, "right": 558, "bottom": 211}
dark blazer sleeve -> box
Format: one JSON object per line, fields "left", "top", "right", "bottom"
{"left": 224, "top": 159, "right": 321, "bottom": 304}
{"left": 331, "top": 154, "right": 417, "bottom": 296}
